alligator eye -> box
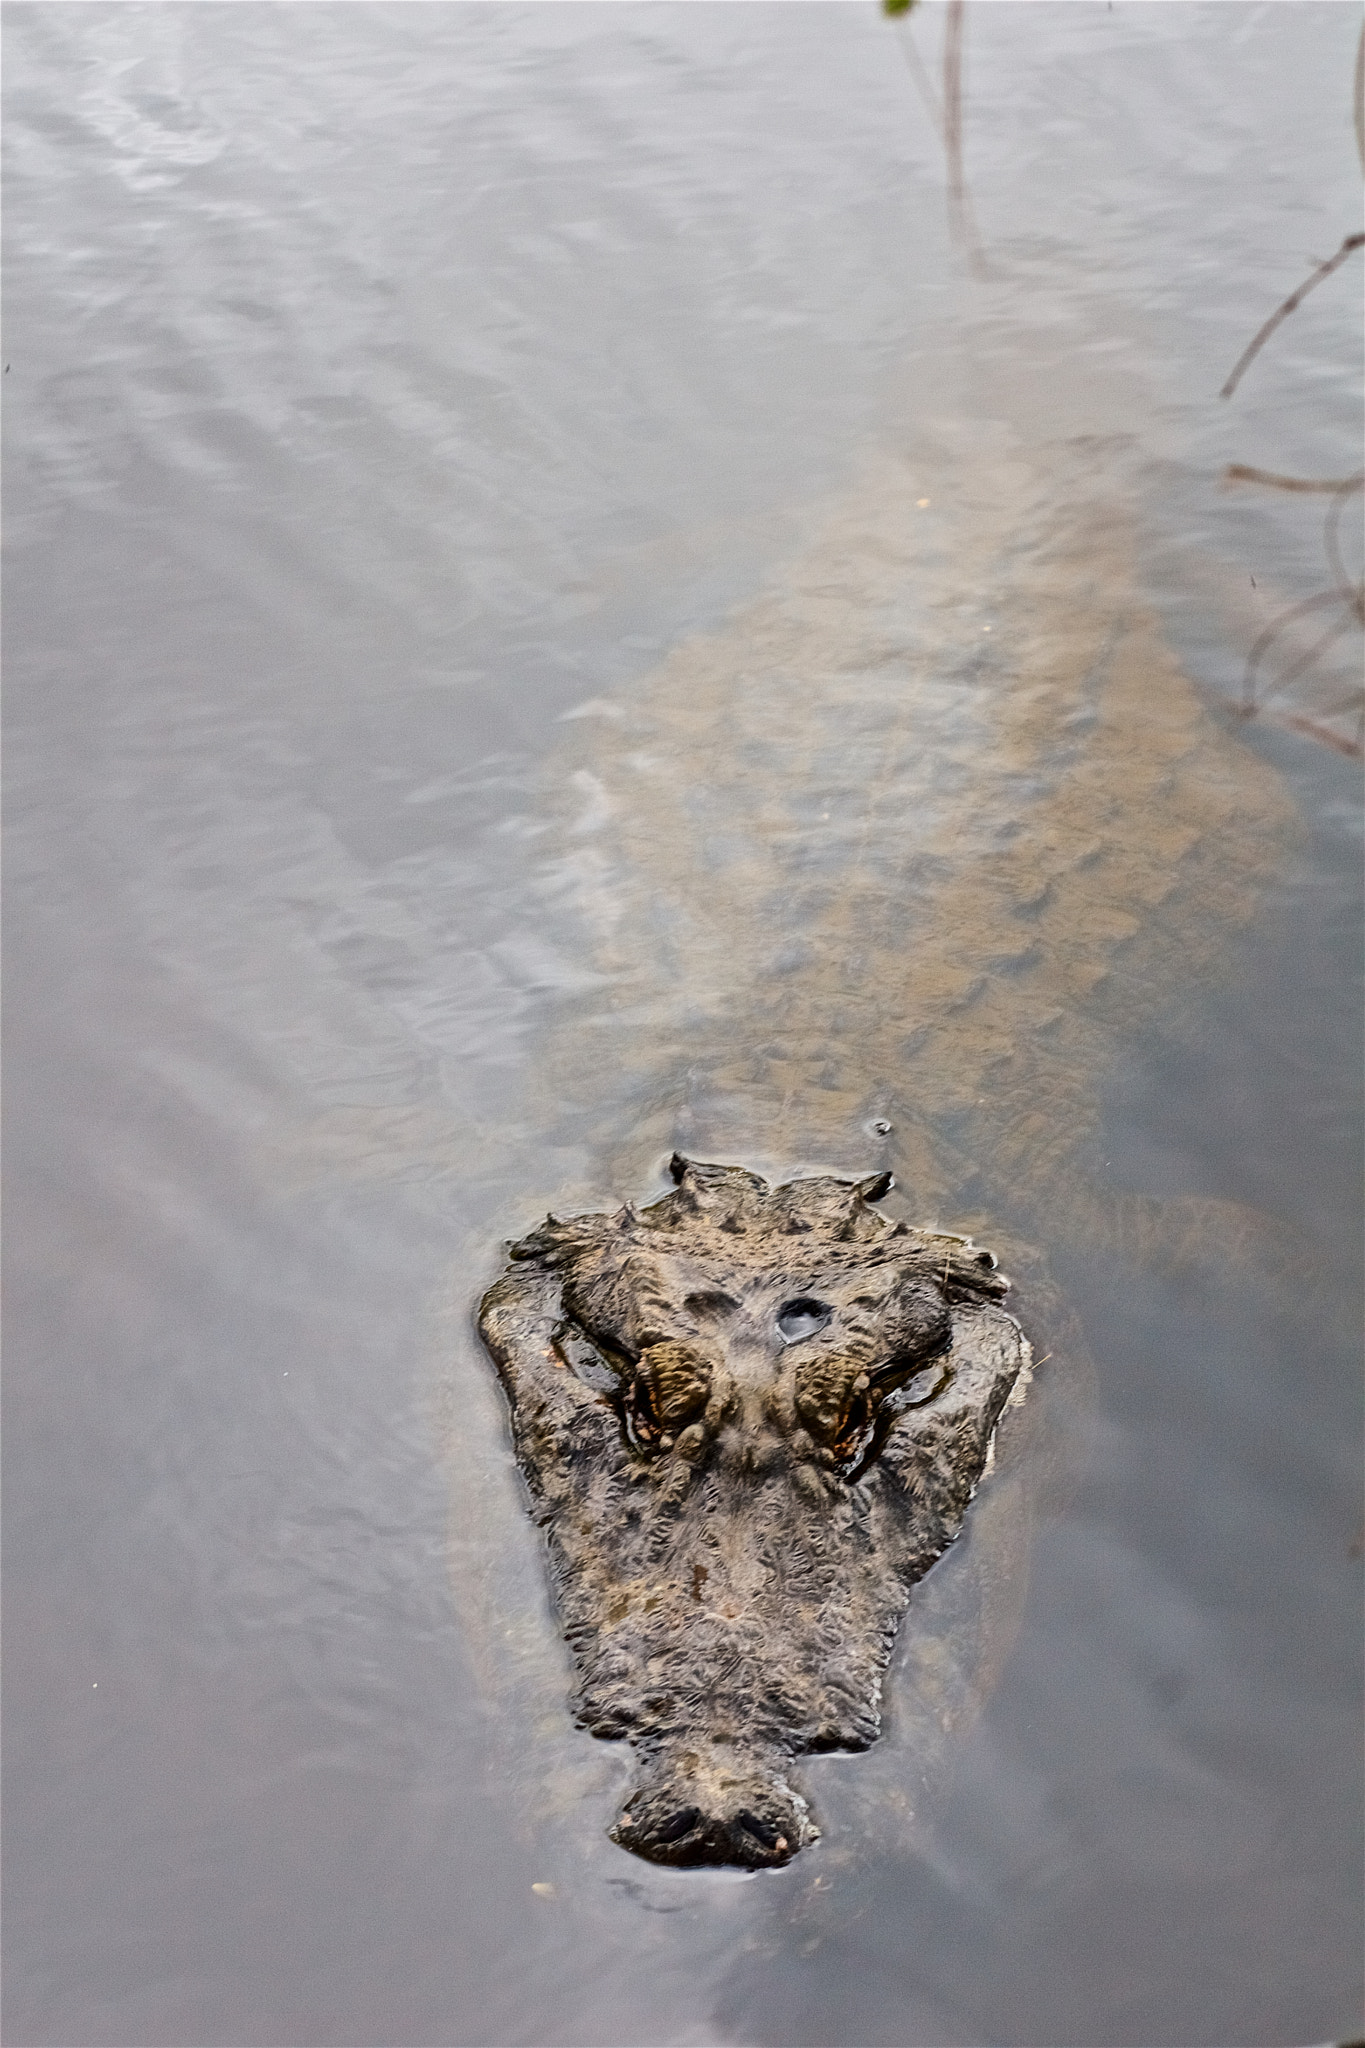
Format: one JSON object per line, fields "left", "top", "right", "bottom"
{"left": 620, "top": 1342, "right": 712, "bottom": 1457}
{"left": 643, "top": 1342, "right": 711, "bottom": 1426}
{"left": 777, "top": 1298, "right": 833, "bottom": 1343}
{"left": 794, "top": 1354, "right": 872, "bottom": 1460}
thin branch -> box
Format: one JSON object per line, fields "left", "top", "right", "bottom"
{"left": 1240, "top": 586, "right": 1362, "bottom": 716}
{"left": 891, "top": 0, "right": 990, "bottom": 278}
{"left": 941, "top": 0, "right": 990, "bottom": 278}
{"left": 1283, "top": 711, "right": 1364, "bottom": 759}
{"left": 1220, "top": 230, "right": 1365, "bottom": 399}
{"left": 1223, "top": 464, "right": 1365, "bottom": 494}
{"left": 1264, "top": 611, "right": 1358, "bottom": 704}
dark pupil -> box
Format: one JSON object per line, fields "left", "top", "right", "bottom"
{"left": 777, "top": 1298, "right": 833, "bottom": 1343}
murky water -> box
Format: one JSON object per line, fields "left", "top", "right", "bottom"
{"left": 4, "top": 6, "right": 1361, "bottom": 2045}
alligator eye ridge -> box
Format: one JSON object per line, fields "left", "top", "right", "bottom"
{"left": 777, "top": 1298, "right": 833, "bottom": 1343}
{"left": 619, "top": 1341, "right": 712, "bottom": 1457}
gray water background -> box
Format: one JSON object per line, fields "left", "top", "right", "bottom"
{"left": 4, "top": 6, "right": 1362, "bottom": 2044}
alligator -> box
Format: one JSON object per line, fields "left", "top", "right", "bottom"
{"left": 456, "top": 423, "right": 1300, "bottom": 1876}
{"left": 478, "top": 1152, "right": 1029, "bottom": 1869}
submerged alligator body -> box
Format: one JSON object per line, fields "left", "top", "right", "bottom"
{"left": 478, "top": 1152, "right": 1029, "bottom": 1868}
{"left": 453, "top": 429, "right": 1294, "bottom": 1877}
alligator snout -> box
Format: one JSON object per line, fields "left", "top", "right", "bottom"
{"left": 612, "top": 1743, "right": 818, "bottom": 1869}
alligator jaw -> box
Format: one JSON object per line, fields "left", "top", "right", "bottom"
{"left": 612, "top": 1741, "right": 818, "bottom": 1870}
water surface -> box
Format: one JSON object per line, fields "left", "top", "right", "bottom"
{"left": 4, "top": 7, "right": 1361, "bottom": 2044}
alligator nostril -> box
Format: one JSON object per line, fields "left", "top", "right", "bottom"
{"left": 777, "top": 1298, "right": 833, "bottom": 1343}
{"left": 652, "top": 1806, "right": 701, "bottom": 1845}
{"left": 735, "top": 1809, "right": 780, "bottom": 1850}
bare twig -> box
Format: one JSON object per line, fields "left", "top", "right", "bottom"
{"left": 1233, "top": 478, "right": 1363, "bottom": 747}
{"left": 1240, "top": 585, "right": 1361, "bottom": 718}
{"left": 1283, "top": 712, "right": 1364, "bottom": 759}
{"left": 1220, "top": 230, "right": 1365, "bottom": 399}
{"left": 890, "top": 0, "right": 990, "bottom": 277}
{"left": 1223, "top": 464, "right": 1365, "bottom": 494}
{"left": 1264, "top": 611, "right": 1357, "bottom": 703}
{"left": 1218, "top": 32, "right": 1362, "bottom": 756}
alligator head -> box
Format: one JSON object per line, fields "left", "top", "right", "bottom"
{"left": 477, "top": 1156, "right": 1029, "bottom": 1869}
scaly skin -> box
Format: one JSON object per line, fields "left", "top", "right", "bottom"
{"left": 478, "top": 1154, "right": 1028, "bottom": 1868}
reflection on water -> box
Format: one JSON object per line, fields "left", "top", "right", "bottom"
{"left": 4, "top": 5, "right": 1360, "bottom": 2046}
